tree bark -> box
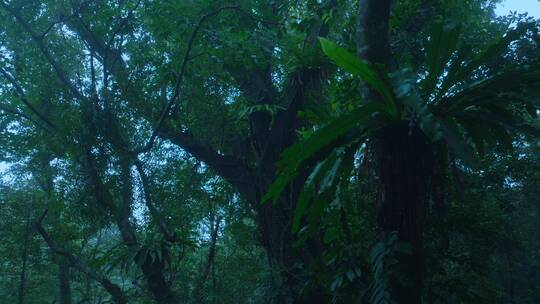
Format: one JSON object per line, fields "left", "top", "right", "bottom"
{"left": 58, "top": 260, "right": 72, "bottom": 304}
{"left": 374, "top": 122, "right": 434, "bottom": 303}
{"left": 193, "top": 216, "right": 221, "bottom": 302}
{"left": 357, "top": 1, "right": 431, "bottom": 303}
{"left": 356, "top": 0, "right": 393, "bottom": 66}
{"left": 17, "top": 212, "right": 31, "bottom": 304}
{"left": 78, "top": 88, "right": 180, "bottom": 303}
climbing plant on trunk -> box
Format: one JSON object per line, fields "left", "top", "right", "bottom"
{"left": 264, "top": 3, "right": 540, "bottom": 303}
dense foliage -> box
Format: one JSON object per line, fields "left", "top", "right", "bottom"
{"left": 0, "top": 0, "right": 539, "bottom": 303}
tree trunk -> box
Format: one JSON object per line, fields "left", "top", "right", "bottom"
{"left": 17, "top": 213, "right": 31, "bottom": 304}
{"left": 356, "top": 1, "right": 431, "bottom": 302}
{"left": 58, "top": 260, "right": 72, "bottom": 304}
{"left": 84, "top": 144, "right": 179, "bottom": 303}
{"left": 35, "top": 209, "right": 129, "bottom": 304}
{"left": 374, "top": 122, "right": 435, "bottom": 303}
{"left": 194, "top": 215, "right": 221, "bottom": 302}
{"left": 254, "top": 178, "right": 330, "bottom": 304}
{"left": 60, "top": 5, "right": 333, "bottom": 302}
{"left": 139, "top": 257, "right": 177, "bottom": 304}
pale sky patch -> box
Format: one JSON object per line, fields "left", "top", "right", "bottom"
{"left": 496, "top": 0, "right": 540, "bottom": 18}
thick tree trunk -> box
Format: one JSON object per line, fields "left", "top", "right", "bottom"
{"left": 356, "top": 1, "right": 432, "bottom": 302}
{"left": 254, "top": 177, "right": 330, "bottom": 304}
{"left": 139, "top": 258, "right": 177, "bottom": 304}
{"left": 375, "top": 122, "right": 434, "bottom": 303}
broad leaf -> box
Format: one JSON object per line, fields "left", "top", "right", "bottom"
{"left": 319, "top": 38, "right": 397, "bottom": 116}
{"left": 422, "top": 20, "right": 461, "bottom": 95}
{"left": 263, "top": 102, "right": 392, "bottom": 204}
{"left": 437, "top": 24, "right": 532, "bottom": 99}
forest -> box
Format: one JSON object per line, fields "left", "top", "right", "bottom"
{"left": 0, "top": 0, "right": 539, "bottom": 303}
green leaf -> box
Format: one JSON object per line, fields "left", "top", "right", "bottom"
{"left": 291, "top": 151, "right": 338, "bottom": 233}
{"left": 440, "top": 64, "right": 540, "bottom": 114}
{"left": 437, "top": 24, "right": 532, "bottom": 98}
{"left": 319, "top": 38, "right": 397, "bottom": 115}
{"left": 440, "top": 118, "right": 478, "bottom": 167}
{"left": 345, "top": 270, "right": 356, "bottom": 282}
{"left": 263, "top": 102, "right": 392, "bottom": 204}
{"left": 291, "top": 144, "right": 356, "bottom": 234}
{"left": 422, "top": 20, "right": 461, "bottom": 95}
{"left": 156, "top": 246, "right": 163, "bottom": 263}
{"left": 458, "top": 117, "right": 489, "bottom": 157}
{"left": 323, "top": 227, "right": 339, "bottom": 244}
{"left": 135, "top": 248, "right": 148, "bottom": 266}
{"left": 489, "top": 123, "right": 514, "bottom": 153}
{"left": 330, "top": 275, "right": 343, "bottom": 291}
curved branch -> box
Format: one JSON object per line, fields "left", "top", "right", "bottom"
{"left": 35, "top": 209, "right": 128, "bottom": 304}
{"left": 134, "top": 5, "right": 242, "bottom": 155}
{"left": 67, "top": 3, "right": 257, "bottom": 197}
{"left": 0, "top": 2, "right": 87, "bottom": 101}
{"left": 157, "top": 126, "right": 257, "bottom": 200}
{"left": 0, "top": 67, "right": 57, "bottom": 130}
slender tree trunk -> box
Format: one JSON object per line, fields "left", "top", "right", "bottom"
{"left": 58, "top": 260, "right": 71, "bottom": 304}
{"left": 212, "top": 261, "right": 217, "bottom": 304}
{"left": 194, "top": 215, "right": 221, "bottom": 302}
{"left": 17, "top": 212, "right": 31, "bottom": 304}
{"left": 35, "top": 209, "right": 129, "bottom": 304}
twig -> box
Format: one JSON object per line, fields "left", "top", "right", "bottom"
{"left": 0, "top": 1, "right": 88, "bottom": 102}
{"left": 134, "top": 158, "right": 176, "bottom": 242}
{"left": 34, "top": 209, "right": 128, "bottom": 304}
{"left": 0, "top": 103, "right": 50, "bottom": 130}
{"left": 133, "top": 5, "right": 242, "bottom": 155}
{"left": 0, "top": 67, "right": 57, "bottom": 130}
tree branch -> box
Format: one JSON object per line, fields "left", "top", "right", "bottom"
{"left": 134, "top": 5, "right": 242, "bottom": 155}
{"left": 0, "top": 103, "right": 50, "bottom": 130}
{"left": 0, "top": 2, "right": 88, "bottom": 101}
{"left": 0, "top": 67, "right": 57, "bottom": 130}
{"left": 157, "top": 127, "right": 257, "bottom": 199}
{"left": 34, "top": 209, "right": 128, "bottom": 304}
{"left": 82, "top": 148, "right": 138, "bottom": 246}
{"left": 193, "top": 216, "right": 222, "bottom": 300}
{"left": 134, "top": 158, "right": 176, "bottom": 242}
{"left": 66, "top": 3, "right": 257, "bottom": 197}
